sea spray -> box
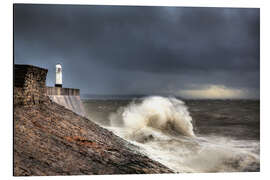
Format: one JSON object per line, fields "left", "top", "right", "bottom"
{"left": 106, "top": 96, "right": 259, "bottom": 172}
{"left": 109, "top": 96, "right": 195, "bottom": 141}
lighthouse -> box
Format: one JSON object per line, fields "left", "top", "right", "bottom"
{"left": 55, "top": 63, "right": 62, "bottom": 87}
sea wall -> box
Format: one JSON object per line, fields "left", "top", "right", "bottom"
{"left": 14, "top": 64, "right": 49, "bottom": 106}
{"left": 14, "top": 64, "right": 85, "bottom": 116}
{"left": 49, "top": 95, "right": 86, "bottom": 117}
{"left": 46, "top": 85, "right": 85, "bottom": 117}
{"left": 14, "top": 64, "right": 173, "bottom": 176}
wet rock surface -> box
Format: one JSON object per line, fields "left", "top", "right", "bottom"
{"left": 14, "top": 101, "right": 173, "bottom": 176}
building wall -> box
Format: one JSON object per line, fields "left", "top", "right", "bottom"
{"left": 14, "top": 65, "right": 49, "bottom": 106}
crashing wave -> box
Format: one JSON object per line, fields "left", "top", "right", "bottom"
{"left": 109, "top": 96, "right": 195, "bottom": 142}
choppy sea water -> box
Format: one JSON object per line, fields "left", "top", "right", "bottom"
{"left": 83, "top": 96, "right": 260, "bottom": 173}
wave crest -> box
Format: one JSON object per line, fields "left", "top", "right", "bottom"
{"left": 109, "top": 96, "right": 195, "bottom": 141}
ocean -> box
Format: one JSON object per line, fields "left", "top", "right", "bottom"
{"left": 82, "top": 96, "right": 260, "bottom": 173}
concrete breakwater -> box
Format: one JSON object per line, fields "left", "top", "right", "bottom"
{"left": 48, "top": 95, "right": 86, "bottom": 117}
{"left": 46, "top": 87, "right": 86, "bottom": 117}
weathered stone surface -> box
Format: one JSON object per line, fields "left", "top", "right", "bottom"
{"left": 14, "top": 102, "right": 172, "bottom": 176}
{"left": 14, "top": 64, "right": 173, "bottom": 176}
{"left": 14, "top": 65, "right": 49, "bottom": 107}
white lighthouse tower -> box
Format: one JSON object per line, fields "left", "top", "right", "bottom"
{"left": 55, "top": 63, "right": 62, "bottom": 87}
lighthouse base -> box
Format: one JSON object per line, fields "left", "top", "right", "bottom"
{"left": 55, "top": 84, "right": 62, "bottom": 88}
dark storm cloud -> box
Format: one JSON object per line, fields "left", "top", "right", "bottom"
{"left": 14, "top": 4, "right": 260, "bottom": 98}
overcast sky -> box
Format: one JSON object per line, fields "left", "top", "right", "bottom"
{"left": 14, "top": 4, "right": 260, "bottom": 99}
